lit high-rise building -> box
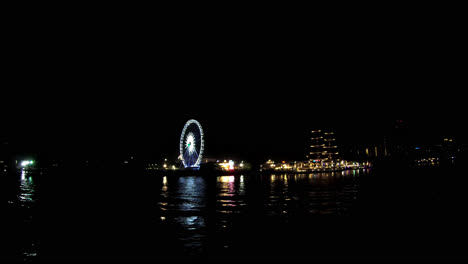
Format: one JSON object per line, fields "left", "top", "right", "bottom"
{"left": 310, "top": 130, "right": 323, "bottom": 166}
{"left": 323, "top": 131, "right": 339, "bottom": 163}
{"left": 309, "top": 130, "right": 339, "bottom": 168}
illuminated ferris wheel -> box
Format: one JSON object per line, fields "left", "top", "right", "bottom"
{"left": 179, "top": 119, "right": 204, "bottom": 168}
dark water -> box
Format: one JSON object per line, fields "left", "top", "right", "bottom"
{"left": 2, "top": 166, "right": 468, "bottom": 262}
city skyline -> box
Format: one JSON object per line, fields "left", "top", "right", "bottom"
{"left": 2, "top": 112, "right": 464, "bottom": 163}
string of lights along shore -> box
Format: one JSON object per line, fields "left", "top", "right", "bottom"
{"left": 149, "top": 119, "right": 370, "bottom": 173}
{"left": 141, "top": 118, "right": 461, "bottom": 173}
{"left": 259, "top": 130, "right": 367, "bottom": 173}
{"left": 6, "top": 117, "right": 461, "bottom": 174}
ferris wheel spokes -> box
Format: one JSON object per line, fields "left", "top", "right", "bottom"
{"left": 179, "top": 119, "right": 204, "bottom": 169}
{"left": 183, "top": 144, "right": 199, "bottom": 168}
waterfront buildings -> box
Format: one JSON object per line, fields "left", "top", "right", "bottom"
{"left": 259, "top": 129, "right": 369, "bottom": 172}
{"left": 259, "top": 129, "right": 371, "bottom": 172}
{"left": 260, "top": 159, "right": 369, "bottom": 172}
{"left": 308, "top": 130, "right": 340, "bottom": 170}
{"left": 145, "top": 156, "right": 252, "bottom": 172}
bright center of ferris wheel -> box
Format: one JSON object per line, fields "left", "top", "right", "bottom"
{"left": 185, "top": 133, "right": 196, "bottom": 154}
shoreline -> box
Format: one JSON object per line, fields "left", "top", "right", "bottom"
{"left": 143, "top": 167, "right": 371, "bottom": 177}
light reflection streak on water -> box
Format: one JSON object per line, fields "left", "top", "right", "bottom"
{"left": 269, "top": 172, "right": 360, "bottom": 216}
{"left": 161, "top": 176, "right": 168, "bottom": 199}
{"left": 177, "top": 176, "right": 205, "bottom": 212}
{"left": 239, "top": 175, "right": 245, "bottom": 196}
{"left": 156, "top": 171, "right": 363, "bottom": 254}
{"left": 159, "top": 176, "right": 207, "bottom": 253}
{"left": 216, "top": 175, "right": 245, "bottom": 214}
{"left": 268, "top": 174, "right": 291, "bottom": 215}
{"left": 17, "top": 169, "right": 38, "bottom": 261}
{"left": 19, "top": 169, "right": 36, "bottom": 204}
{"left": 218, "top": 176, "right": 235, "bottom": 195}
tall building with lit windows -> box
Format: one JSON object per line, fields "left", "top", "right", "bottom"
{"left": 323, "top": 131, "right": 339, "bottom": 163}
{"left": 309, "top": 130, "right": 323, "bottom": 165}
{"left": 309, "top": 130, "right": 339, "bottom": 168}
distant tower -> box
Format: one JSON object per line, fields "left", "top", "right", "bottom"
{"left": 310, "top": 130, "right": 323, "bottom": 165}
{"left": 322, "top": 131, "right": 339, "bottom": 163}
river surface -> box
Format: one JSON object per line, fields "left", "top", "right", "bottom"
{"left": 2, "top": 166, "right": 468, "bottom": 261}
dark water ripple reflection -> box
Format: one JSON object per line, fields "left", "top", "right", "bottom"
{"left": 155, "top": 170, "right": 363, "bottom": 257}
{"left": 7, "top": 166, "right": 467, "bottom": 261}
{"left": 158, "top": 176, "right": 208, "bottom": 255}
{"left": 1, "top": 169, "right": 38, "bottom": 262}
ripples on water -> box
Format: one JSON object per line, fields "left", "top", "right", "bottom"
{"left": 2, "top": 169, "right": 38, "bottom": 262}
{"left": 11, "top": 167, "right": 467, "bottom": 260}
{"left": 4, "top": 163, "right": 468, "bottom": 261}
{"left": 155, "top": 170, "right": 363, "bottom": 257}
{"left": 1, "top": 168, "right": 364, "bottom": 261}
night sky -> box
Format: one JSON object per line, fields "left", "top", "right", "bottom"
{"left": 2, "top": 15, "right": 466, "bottom": 162}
